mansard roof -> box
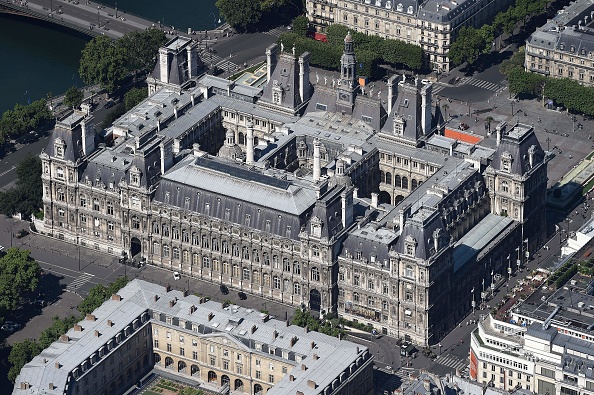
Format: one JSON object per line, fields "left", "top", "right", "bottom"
{"left": 44, "top": 111, "right": 87, "bottom": 162}
{"left": 490, "top": 123, "right": 545, "bottom": 175}
{"left": 157, "top": 155, "right": 319, "bottom": 216}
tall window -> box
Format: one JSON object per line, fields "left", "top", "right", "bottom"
{"left": 293, "top": 262, "right": 301, "bottom": 275}
{"left": 107, "top": 202, "right": 114, "bottom": 216}
{"left": 311, "top": 267, "right": 320, "bottom": 281}
{"left": 294, "top": 282, "right": 301, "bottom": 295}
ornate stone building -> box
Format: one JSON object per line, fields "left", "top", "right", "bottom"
{"left": 306, "top": 0, "right": 514, "bottom": 72}
{"left": 525, "top": 0, "right": 594, "bottom": 87}
{"left": 38, "top": 36, "right": 546, "bottom": 347}
{"left": 13, "top": 280, "right": 374, "bottom": 395}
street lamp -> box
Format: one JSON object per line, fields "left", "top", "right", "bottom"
{"left": 523, "top": 238, "right": 529, "bottom": 267}
{"left": 507, "top": 254, "right": 512, "bottom": 292}
{"left": 490, "top": 270, "right": 495, "bottom": 296}
{"left": 546, "top": 137, "right": 551, "bottom": 152}
{"left": 516, "top": 246, "right": 521, "bottom": 271}
{"left": 471, "top": 287, "right": 476, "bottom": 317}
{"left": 481, "top": 278, "right": 485, "bottom": 309}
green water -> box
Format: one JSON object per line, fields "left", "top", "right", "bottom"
{"left": 0, "top": 0, "right": 219, "bottom": 114}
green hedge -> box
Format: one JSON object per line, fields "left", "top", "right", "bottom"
{"left": 278, "top": 24, "right": 422, "bottom": 78}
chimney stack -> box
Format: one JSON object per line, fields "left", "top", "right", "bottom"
{"left": 246, "top": 121, "right": 255, "bottom": 164}
{"left": 313, "top": 138, "right": 321, "bottom": 182}
{"left": 159, "top": 48, "right": 169, "bottom": 83}
{"left": 299, "top": 52, "right": 311, "bottom": 103}
{"left": 266, "top": 43, "right": 278, "bottom": 84}
{"left": 371, "top": 192, "right": 379, "bottom": 208}
{"left": 421, "top": 83, "right": 433, "bottom": 135}
{"left": 387, "top": 75, "right": 398, "bottom": 115}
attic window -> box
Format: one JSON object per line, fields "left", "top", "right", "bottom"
{"left": 316, "top": 103, "right": 327, "bottom": 111}
{"left": 361, "top": 115, "right": 372, "bottom": 124}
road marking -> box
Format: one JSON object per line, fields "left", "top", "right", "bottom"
{"left": 434, "top": 355, "right": 467, "bottom": 371}
{"left": 0, "top": 165, "right": 16, "bottom": 177}
{"left": 66, "top": 272, "right": 95, "bottom": 292}
{"left": 459, "top": 77, "right": 501, "bottom": 92}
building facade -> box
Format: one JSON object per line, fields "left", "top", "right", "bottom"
{"left": 469, "top": 272, "right": 594, "bottom": 395}
{"left": 525, "top": 0, "right": 594, "bottom": 87}
{"left": 13, "top": 279, "right": 374, "bottom": 395}
{"left": 37, "top": 36, "right": 547, "bottom": 347}
{"left": 306, "top": 0, "right": 513, "bottom": 72}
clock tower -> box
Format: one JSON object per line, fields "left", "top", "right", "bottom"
{"left": 337, "top": 32, "right": 357, "bottom": 111}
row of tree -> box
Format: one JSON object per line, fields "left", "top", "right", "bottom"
{"left": 216, "top": 0, "right": 303, "bottom": 32}
{"left": 500, "top": 47, "right": 594, "bottom": 116}
{"left": 8, "top": 276, "right": 130, "bottom": 382}
{"left": 79, "top": 29, "right": 167, "bottom": 94}
{"left": 448, "top": 0, "right": 550, "bottom": 66}
{"left": 0, "top": 155, "right": 42, "bottom": 219}
{"left": 0, "top": 99, "right": 53, "bottom": 145}
{"left": 278, "top": 21, "right": 423, "bottom": 78}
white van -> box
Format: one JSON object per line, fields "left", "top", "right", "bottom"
{"left": 173, "top": 272, "right": 181, "bottom": 280}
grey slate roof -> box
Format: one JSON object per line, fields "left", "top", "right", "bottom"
{"left": 453, "top": 214, "right": 515, "bottom": 272}
{"left": 13, "top": 279, "right": 370, "bottom": 395}
{"left": 259, "top": 52, "right": 309, "bottom": 114}
{"left": 490, "top": 124, "right": 544, "bottom": 175}
{"left": 44, "top": 112, "right": 86, "bottom": 162}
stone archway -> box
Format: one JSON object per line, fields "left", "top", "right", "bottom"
{"left": 154, "top": 353, "right": 161, "bottom": 366}
{"left": 394, "top": 195, "right": 404, "bottom": 205}
{"left": 254, "top": 384, "right": 264, "bottom": 394}
{"left": 378, "top": 191, "right": 391, "bottom": 205}
{"left": 234, "top": 379, "right": 244, "bottom": 390}
{"left": 178, "top": 360, "right": 187, "bottom": 373}
{"left": 221, "top": 375, "right": 230, "bottom": 387}
{"left": 131, "top": 237, "right": 141, "bottom": 258}
{"left": 164, "top": 357, "right": 174, "bottom": 369}
{"left": 191, "top": 364, "right": 200, "bottom": 377}
{"left": 309, "top": 288, "right": 321, "bottom": 311}
{"left": 208, "top": 371, "right": 217, "bottom": 382}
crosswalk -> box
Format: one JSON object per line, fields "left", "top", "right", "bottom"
{"left": 265, "top": 27, "right": 288, "bottom": 37}
{"left": 66, "top": 273, "right": 94, "bottom": 292}
{"left": 458, "top": 77, "right": 502, "bottom": 92}
{"left": 432, "top": 83, "right": 448, "bottom": 95}
{"left": 433, "top": 355, "right": 468, "bottom": 371}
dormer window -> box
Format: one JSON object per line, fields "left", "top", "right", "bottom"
{"left": 404, "top": 235, "right": 417, "bottom": 256}
{"left": 311, "top": 216, "right": 322, "bottom": 237}
{"left": 130, "top": 166, "right": 141, "bottom": 187}
{"left": 54, "top": 137, "right": 66, "bottom": 159}
{"left": 501, "top": 152, "right": 513, "bottom": 173}
{"left": 393, "top": 115, "right": 405, "bottom": 136}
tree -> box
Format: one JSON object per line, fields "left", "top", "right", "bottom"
{"left": 117, "top": 29, "right": 167, "bottom": 78}
{"left": 124, "top": 87, "right": 148, "bottom": 111}
{"left": 8, "top": 339, "right": 42, "bottom": 382}
{"left": 292, "top": 15, "right": 309, "bottom": 37}
{"left": 79, "top": 35, "right": 127, "bottom": 93}
{"left": 77, "top": 276, "right": 129, "bottom": 315}
{"left": 216, "top": 0, "right": 262, "bottom": 32}
{"left": 500, "top": 46, "right": 525, "bottom": 75}
{"left": 0, "top": 248, "right": 40, "bottom": 318}
{"left": 63, "top": 86, "right": 84, "bottom": 109}
{"left": 0, "top": 155, "right": 42, "bottom": 218}
{"left": 448, "top": 26, "right": 489, "bottom": 66}
{"left": 0, "top": 99, "right": 52, "bottom": 144}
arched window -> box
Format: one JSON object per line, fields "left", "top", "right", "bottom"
{"left": 293, "top": 261, "right": 301, "bottom": 275}
{"left": 263, "top": 273, "right": 271, "bottom": 287}
{"left": 243, "top": 268, "right": 250, "bottom": 281}
{"left": 172, "top": 227, "right": 179, "bottom": 240}
{"left": 162, "top": 225, "right": 169, "bottom": 237}
{"left": 402, "top": 176, "right": 409, "bottom": 190}
{"left": 385, "top": 172, "right": 392, "bottom": 185}
{"left": 411, "top": 179, "right": 418, "bottom": 190}
{"left": 311, "top": 267, "right": 320, "bottom": 281}
{"left": 294, "top": 282, "right": 301, "bottom": 295}
{"left": 273, "top": 276, "right": 281, "bottom": 289}
{"left": 380, "top": 170, "right": 385, "bottom": 184}
{"left": 202, "top": 235, "right": 209, "bottom": 248}
{"left": 152, "top": 222, "right": 160, "bottom": 234}
{"left": 238, "top": 132, "right": 245, "bottom": 145}
{"left": 253, "top": 249, "right": 260, "bottom": 262}
{"left": 182, "top": 230, "right": 189, "bottom": 243}
{"left": 353, "top": 292, "right": 360, "bottom": 302}
{"left": 173, "top": 248, "right": 180, "bottom": 260}
{"left": 283, "top": 258, "right": 291, "bottom": 272}
{"left": 263, "top": 252, "right": 270, "bottom": 266}
{"left": 394, "top": 175, "right": 401, "bottom": 188}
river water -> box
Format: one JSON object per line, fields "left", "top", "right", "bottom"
{"left": 0, "top": 0, "right": 219, "bottom": 114}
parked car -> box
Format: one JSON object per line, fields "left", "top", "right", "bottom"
{"left": 104, "top": 100, "right": 115, "bottom": 109}
{"left": 15, "top": 229, "right": 28, "bottom": 239}
{"left": 220, "top": 284, "right": 229, "bottom": 295}
{"left": 238, "top": 291, "right": 247, "bottom": 300}
{"left": 2, "top": 321, "right": 20, "bottom": 332}
{"left": 173, "top": 271, "right": 181, "bottom": 280}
